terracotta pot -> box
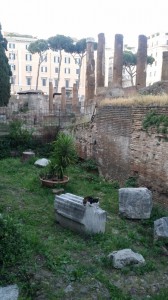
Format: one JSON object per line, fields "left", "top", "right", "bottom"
{"left": 40, "top": 176, "right": 69, "bottom": 187}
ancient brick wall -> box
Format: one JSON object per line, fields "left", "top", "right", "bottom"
{"left": 95, "top": 106, "right": 132, "bottom": 182}
{"left": 70, "top": 105, "right": 168, "bottom": 206}
{"left": 131, "top": 106, "right": 168, "bottom": 206}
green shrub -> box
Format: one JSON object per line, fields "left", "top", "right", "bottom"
{"left": 0, "top": 214, "right": 30, "bottom": 268}
{"left": 8, "top": 119, "right": 33, "bottom": 152}
{"left": 142, "top": 111, "right": 168, "bottom": 136}
{"left": 80, "top": 158, "right": 98, "bottom": 172}
{"left": 0, "top": 139, "right": 11, "bottom": 159}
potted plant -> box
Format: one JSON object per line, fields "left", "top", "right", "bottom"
{"left": 40, "top": 132, "right": 77, "bottom": 187}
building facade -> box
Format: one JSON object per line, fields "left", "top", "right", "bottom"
{"left": 146, "top": 32, "right": 168, "bottom": 86}
{"left": 4, "top": 32, "right": 86, "bottom": 98}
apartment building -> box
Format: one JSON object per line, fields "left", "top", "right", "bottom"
{"left": 4, "top": 32, "right": 86, "bottom": 98}
{"left": 146, "top": 32, "right": 168, "bottom": 86}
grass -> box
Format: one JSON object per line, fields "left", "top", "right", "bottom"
{"left": 0, "top": 157, "right": 168, "bottom": 299}
{"left": 99, "top": 94, "right": 168, "bottom": 106}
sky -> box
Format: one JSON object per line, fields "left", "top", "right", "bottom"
{"left": 0, "top": 0, "right": 168, "bottom": 49}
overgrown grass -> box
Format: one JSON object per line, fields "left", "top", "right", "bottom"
{"left": 0, "top": 157, "right": 168, "bottom": 299}
{"left": 99, "top": 94, "right": 168, "bottom": 107}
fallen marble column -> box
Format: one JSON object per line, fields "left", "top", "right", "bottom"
{"left": 54, "top": 193, "right": 107, "bottom": 234}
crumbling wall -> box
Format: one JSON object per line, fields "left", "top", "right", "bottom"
{"left": 71, "top": 105, "right": 168, "bottom": 207}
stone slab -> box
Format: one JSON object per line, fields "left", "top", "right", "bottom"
{"left": 0, "top": 284, "right": 19, "bottom": 300}
{"left": 119, "top": 187, "right": 152, "bottom": 219}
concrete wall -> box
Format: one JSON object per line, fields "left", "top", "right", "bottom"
{"left": 71, "top": 105, "right": 168, "bottom": 207}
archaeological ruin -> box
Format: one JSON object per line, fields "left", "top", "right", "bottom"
{"left": 1, "top": 32, "right": 168, "bottom": 207}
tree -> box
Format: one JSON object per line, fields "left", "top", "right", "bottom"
{"left": 66, "top": 38, "right": 97, "bottom": 93}
{"left": 48, "top": 35, "right": 73, "bottom": 92}
{"left": 28, "top": 39, "right": 48, "bottom": 90}
{"left": 0, "top": 24, "right": 11, "bottom": 106}
{"left": 66, "top": 38, "right": 86, "bottom": 93}
{"left": 123, "top": 50, "right": 155, "bottom": 86}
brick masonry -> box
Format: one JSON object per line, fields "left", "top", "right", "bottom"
{"left": 71, "top": 105, "right": 168, "bottom": 207}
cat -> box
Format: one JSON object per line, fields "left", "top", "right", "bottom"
{"left": 83, "top": 196, "right": 99, "bottom": 206}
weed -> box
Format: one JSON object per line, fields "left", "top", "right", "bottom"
{"left": 124, "top": 176, "right": 138, "bottom": 187}
{"left": 79, "top": 158, "right": 99, "bottom": 172}
{"left": 142, "top": 111, "right": 168, "bottom": 138}
{"left": 147, "top": 289, "right": 168, "bottom": 300}
{"left": 95, "top": 271, "right": 131, "bottom": 300}
{"left": 132, "top": 261, "right": 156, "bottom": 275}
{"left": 0, "top": 214, "right": 32, "bottom": 268}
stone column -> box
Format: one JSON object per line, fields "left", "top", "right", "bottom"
{"left": 97, "top": 33, "right": 105, "bottom": 88}
{"left": 112, "top": 34, "right": 123, "bottom": 87}
{"left": 49, "top": 79, "right": 53, "bottom": 112}
{"left": 161, "top": 51, "right": 168, "bottom": 81}
{"left": 85, "top": 38, "right": 95, "bottom": 105}
{"left": 49, "top": 80, "right": 53, "bottom": 112}
{"left": 136, "top": 35, "right": 147, "bottom": 89}
{"left": 72, "top": 83, "right": 78, "bottom": 113}
{"left": 61, "top": 87, "right": 66, "bottom": 111}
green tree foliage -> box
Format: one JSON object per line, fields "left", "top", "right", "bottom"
{"left": 123, "top": 50, "right": 155, "bottom": 86}
{"left": 28, "top": 39, "right": 48, "bottom": 90}
{"left": 48, "top": 35, "right": 73, "bottom": 92}
{"left": 66, "top": 38, "right": 86, "bottom": 91}
{"left": 0, "top": 24, "right": 11, "bottom": 106}
{"left": 65, "top": 38, "right": 97, "bottom": 92}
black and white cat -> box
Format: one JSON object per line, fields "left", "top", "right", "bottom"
{"left": 83, "top": 196, "right": 99, "bottom": 206}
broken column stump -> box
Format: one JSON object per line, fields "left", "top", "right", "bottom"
{"left": 21, "top": 150, "right": 35, "bottom": 162}
{"left": 54, "top": 193, "right": 107, "bottom": 234}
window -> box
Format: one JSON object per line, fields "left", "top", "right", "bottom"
{"left": 9, "top": 53, "right": 15, "bottom": 60}
{"left": 41, "top": 66, "right": 47, "bottom": 72}
{"left": 55, "top": 67, "right": 59, "bottom": 73}
{"left": 54, "top": 79, "right": 58, "bottom": 88}
{"left": 65, "top": 79, "right": 69, "bottom": 88}
{"left": 64, "top": 68, "right": 70, "bottom": 74}
{"left": 26, "top": 77, "right": 32, "bottom": 86}
{"left": 25, "top": 44, "right": 29, "bottom": 50}
{"left": 9, "top": 43, "right": 15, "bottom": 49}
{"left": 26, "top": 54, "right": 32, "bottom": 61}
{"left": 42, "top": 55, "right": 47, "bottom": 62}
{"left": 75, "top": 58, "right": 81, "bottom": 64}
{"left": 41, "top": 78, "right": 47, "bottom": 86}
{"left": 54, "top": 56, "right": 60, "bottom": 63}
{"left": 10, "top": 76, "right": 16, "bottom": 84}
{"left": 10, "top": 64, "right": 16, "bottom": 71}
{"left": 26, "top": 65, "right": 32, "bottom": 72}
{"left": 65, "top": 57, "right": 70, "bottom": 64}
{"left": 76, "top": 69, "right": 80, "bottom": 75}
